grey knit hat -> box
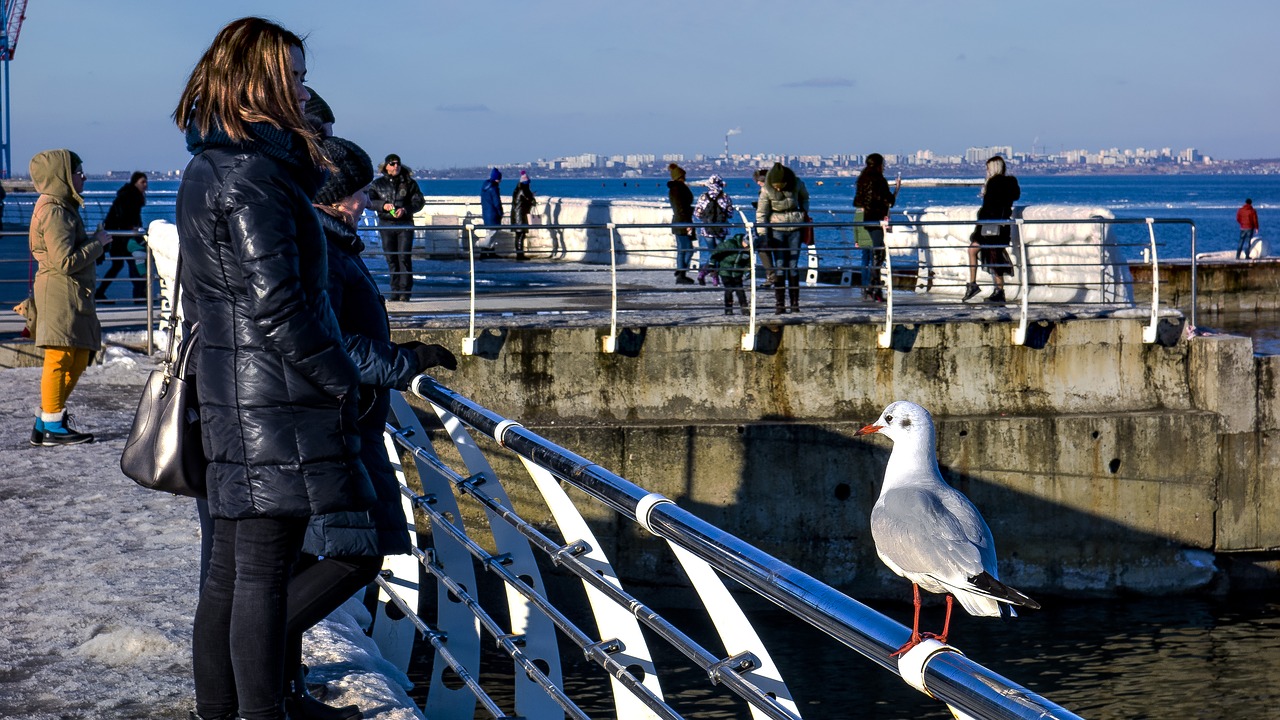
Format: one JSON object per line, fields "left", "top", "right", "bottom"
{"left": 315, "top": 136, "right": 373, "bottom": 205}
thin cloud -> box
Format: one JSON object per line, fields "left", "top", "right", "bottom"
{"left": 780, "top": 77, "right": 854, "bottom": 89}
{"left": 436, "top": 103, "right": 491, "bottom": 113}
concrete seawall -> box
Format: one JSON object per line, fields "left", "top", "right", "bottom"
{"left": 392, "top": 315, "right": 1279, "bottom": 599}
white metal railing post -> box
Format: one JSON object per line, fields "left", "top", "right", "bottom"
{"left": 1189, "top": 222, "right": 1198, "bottom": 332}
{"left": 877, "top": 219, "right": 894, "bottom": 348}
{"left": 462, "top": 222, "right": 478, "bottom": 355}
{"left": 1012, "top": 218, "right": 1030, "bottom": 346}
{"left": 602, "top": 223, "right": 619, "bottom": 353}
{"left": 741, "top": 210, "right": 758, "bottom": 352}
{"left": 1143, "top": 218, "right": 1160, "bottom": 344}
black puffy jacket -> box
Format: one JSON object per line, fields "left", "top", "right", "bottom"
{"left": 176, "top": 122, "right": 374, "bottom": 520}
{"left": 367, "top": 171, "right": 424, "bottom": 226}
{"left": 303, "top": 211, "right": 418, "bottom": 557}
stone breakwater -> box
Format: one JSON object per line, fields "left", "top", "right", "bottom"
{"left": 392, "top": 315, "right": 1279, "bottom": 599}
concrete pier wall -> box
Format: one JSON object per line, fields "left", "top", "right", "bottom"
{"left": 395, "top": 317, "right": 1280, "bottom": 598}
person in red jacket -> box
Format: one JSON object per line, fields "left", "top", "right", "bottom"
{"left": 1236, "top": 198, "right": 1260, "bottom": 259}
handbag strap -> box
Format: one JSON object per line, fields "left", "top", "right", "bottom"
{"left": 162, "top": 252, "right": 186, "bottom": 368}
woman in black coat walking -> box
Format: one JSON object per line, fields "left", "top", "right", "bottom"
{"left": 174, "top": 18, "right": 375, "bottom": 720}
{"left": 964, "top": 155, "right": 1021, "bottom": 303}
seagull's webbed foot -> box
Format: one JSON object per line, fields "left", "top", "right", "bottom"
{"left": 890, "top": 633, "right": 923, "bottom": 658}
{"left": 921, "top": 631, "right": 948, "bottom": 644}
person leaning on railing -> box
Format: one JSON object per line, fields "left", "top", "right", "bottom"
{"left": 289, "top": 134, "right": 457, "bottom": 720}
{"left": 854, "top": 153, "right": 899, "bottom": 303}
{"left": 27, "top": 148, "right": 113, "bottom": 446}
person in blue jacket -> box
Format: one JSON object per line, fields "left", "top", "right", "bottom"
{"left": 478, "top": 167, "right": 503, "bottom": 256}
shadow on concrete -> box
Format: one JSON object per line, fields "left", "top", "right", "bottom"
{"left": 627, "top": 419, "right": 1230, "bottom": 606}
{"left": 469, "top": 327, "right": 508, "bottom": 359}
{"left": 607, "top": 327, "right": 647, "bottom": 357}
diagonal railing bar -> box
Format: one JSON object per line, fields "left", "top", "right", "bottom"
{"left": 393, "top": 474, "right": 682, "bottom": 720}
{"left": 374, "top": 573, "right": 510, "bottom": 718}
{"left": 406, "top": 541, "right": 593, "bottom": 720}
{"left": 387, "top": 423, "right": 802, "bottom": 720}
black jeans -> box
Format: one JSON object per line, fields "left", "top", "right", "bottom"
{"left": 285, "top": 553, "right": 383, "bottom": 679}
{"left": 380, "top": 226, "right": 415, "bottom": 298}
{"left": 194, "top": 516, "right": 307, "bottom": 720}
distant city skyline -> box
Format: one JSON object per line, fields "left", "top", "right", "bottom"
{"left": 9, "top": 1, "right": 1280, "bottom": 175}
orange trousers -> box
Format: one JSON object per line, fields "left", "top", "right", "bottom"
{"left": 41, "top": 347, "right": 91, "bottom": 415}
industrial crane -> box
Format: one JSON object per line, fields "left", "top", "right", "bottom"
{"left": 1, "top": 0, "right": 28, "bottom": 178}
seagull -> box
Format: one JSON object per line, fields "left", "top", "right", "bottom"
{"left": 856, "top": 400, "right": 1039, "bottom": 657}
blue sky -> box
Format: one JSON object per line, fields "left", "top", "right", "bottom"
{"left": 9, "top": 0, "right": 1279, "bottom": 174}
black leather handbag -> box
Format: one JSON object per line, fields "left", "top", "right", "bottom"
{"left": 120, "top": 257, "right": 206, "bottom": 497}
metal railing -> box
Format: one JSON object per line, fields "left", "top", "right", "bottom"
{"left": 363, "top": 376, "right": 1085, "bottom": 719}
{"left": 347, "top": 213, "right": 1189, "bottom": 353}
{"left": 2, "top": 210, "right": 1192, "bottom": 358}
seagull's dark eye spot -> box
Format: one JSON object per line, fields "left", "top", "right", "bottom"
{"left": 901, "top": 418, "right": 912, "bottom": 429}
{"left": 885, "top": 415, "right": 893, "bottom": 424}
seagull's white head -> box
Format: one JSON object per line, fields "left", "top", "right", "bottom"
{"left": 855, "top": 400, "right": 936, "bottom": 446}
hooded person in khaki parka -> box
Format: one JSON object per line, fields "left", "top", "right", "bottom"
{"left": 28, "top": 148, "right": 112, "bottom": 445}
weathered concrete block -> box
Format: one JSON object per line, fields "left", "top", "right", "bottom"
{"left": 1189, "top": 335, "right": 1257, "bottom": 434}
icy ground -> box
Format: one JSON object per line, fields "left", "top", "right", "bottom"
{"left": 0, "top": 344, "right": 425, "bottom": 720}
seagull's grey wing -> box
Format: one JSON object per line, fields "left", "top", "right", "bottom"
{"left": 871, "top": 486, "right": 987, "bottom": 581}
{"left": 936, "top": 487, "right": 1000, "bottom": 575}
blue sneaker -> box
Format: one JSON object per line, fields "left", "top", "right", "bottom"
{"left": 30, "top": 417, "right": 45, "bottom": 446}
{"left": 41, "top": 417, "right": 94, "bottom": 446}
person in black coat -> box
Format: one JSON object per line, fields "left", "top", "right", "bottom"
{"left": 283, "top": 136, "right": 456, "bottom": 720}
{"left": 964, "top": 155, "right": 1021, "bottom": 303}
{"left": 366, "top": 154, "right": 425, "bottom": 301}
{"left": 668, "top": 163, "right": 695, "bottom": 284}
{"left": 854, "top": 153, "right": 900, "bottom": 302}
{"left": 95, "top": 171, "right": 148, "bottom": 301}
{"left": 175, "top": 18, "right": 375, "bottom": 720}
{"left": 509, "top": 170, "right": 536, "bottom": 261}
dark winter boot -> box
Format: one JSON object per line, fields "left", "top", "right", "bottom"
{"left": 986, "top": 287, "right": 1007, "bottom": 303}
{"left": 675, "top": 271, "right": 694, "bottom": 285}
{"left": 286, "top": 667, "right": 361, "bottom": 720}
{"left": 962, "top": 282, "right": 981, "bottom": 301}
{"left": 789, "top": 287, "right": 799, "bottom": 312}
{"left": 30, "top": 415, "right": 45, "bottom": 446}
{"left": 41, "top": 415, "right": 93, "bottom": 446}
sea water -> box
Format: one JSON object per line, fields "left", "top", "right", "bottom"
{"left": 408, "top": 582, "right": 1280, "bottom": 719}
{"left": 75, "top": 172, "right": 1280, "bottom": 261}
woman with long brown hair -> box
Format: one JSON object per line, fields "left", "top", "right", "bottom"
{"left": 174, "top": 17, "right": 373, "bottom": 720}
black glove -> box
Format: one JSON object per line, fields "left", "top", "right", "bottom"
{"left": 399, "top": 341, "right": 457, "bottom": 371}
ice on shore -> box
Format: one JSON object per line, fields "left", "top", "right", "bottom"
{"left": 0, "top": 350, "right": 423, "bottom": 719}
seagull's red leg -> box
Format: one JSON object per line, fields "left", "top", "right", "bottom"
{"left": 923, "top": 594, "right": 954, "bottom": 644}
{"left": 891, "top": 584, "right": 925, "bottom": 657}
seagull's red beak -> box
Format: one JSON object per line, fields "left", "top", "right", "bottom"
{"left": 855, "top": 423, "right": 883, "bottom": 436}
